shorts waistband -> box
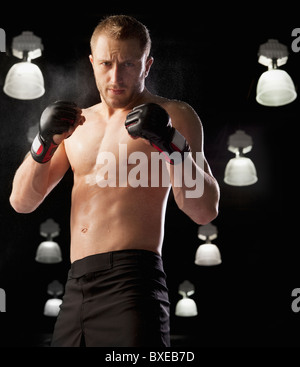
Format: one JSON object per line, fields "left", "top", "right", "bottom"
{"left": 70, "top": 249, "right": 162, "bottom": 278}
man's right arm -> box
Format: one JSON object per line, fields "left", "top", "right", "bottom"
{"left": 9, "top": 143, "right": 70, "bottom": 213}
{"left": 9, "top": 101, "right": 84, "bottom": 213}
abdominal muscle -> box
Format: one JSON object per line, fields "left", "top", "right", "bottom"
{"left": 69, "top": 175, "right": 170, "bottom": 263}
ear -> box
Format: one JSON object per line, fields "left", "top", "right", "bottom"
{"left": 145, "top": 56, "right": 154, "bottom": 78}
{"left": 89, "top": 54, "right": 94, "bottom": 67}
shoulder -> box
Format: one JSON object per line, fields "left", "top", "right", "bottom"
{"left": 148, "top": 96, "right": 202, "bottom": 127}
{"left": 81, "top": 102, "right": 101, "bottom": 120}
{"left": 157, "top": 98, "right": 204, "bottom": 152}
{"left": 162, "top": 99, "right": 201, "bottom": 124}
{"left": 147, "top": 94, "right": 201, "bottom": 125}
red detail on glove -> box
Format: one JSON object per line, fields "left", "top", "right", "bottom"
{"left": 36, "top": 144, "right": 43, "bottom": 155}
{"left": 151, "top": 142, "right": 173, "bottom": 164}
{"left": 42, "top": 142, "right": 58, "bottom": 163}
{"left": 170, "top": 142, "right": 182, "bottom": 152}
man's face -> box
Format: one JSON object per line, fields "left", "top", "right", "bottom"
{"left": 90, "top": 35, "right": 153, "bottom": 109}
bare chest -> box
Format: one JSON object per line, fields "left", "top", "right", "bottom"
{"left": 65, "top": 118, "right": 156, "bottom": 187}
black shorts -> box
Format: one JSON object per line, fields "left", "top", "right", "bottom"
{"left": 51, "top": 249, "right": 170, "bottom": 347}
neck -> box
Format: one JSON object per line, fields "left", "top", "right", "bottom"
{"left": 100, "top": 89, "right": 152, "bottom": 118}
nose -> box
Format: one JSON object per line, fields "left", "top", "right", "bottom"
{"left": 110, "top": 63, "right": 123, "bottom": 84}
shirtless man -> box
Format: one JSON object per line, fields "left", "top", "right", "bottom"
{"left": 9, "top": 15, "right": 219, "bottom": 347}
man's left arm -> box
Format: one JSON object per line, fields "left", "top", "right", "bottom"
{"left": 125, "top": 100, "right": 220, "bottom": 225}
{"left": 163, "top": 101, "right": 220, "bottom": 225}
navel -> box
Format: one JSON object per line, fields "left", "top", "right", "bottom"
{"left": 81, "top": 227, "right": 89, "bottom": 234}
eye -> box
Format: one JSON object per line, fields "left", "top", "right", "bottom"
{"left": 100, "top": 61, "right": 112, "bottom": 67}
{"left": 123, "top": 62, "right": 134, "bottom": 67}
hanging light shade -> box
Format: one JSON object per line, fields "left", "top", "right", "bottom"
{"left": 256, "top": 39, "right": 297, "bottom": 107}
{"left": 256, "top": 69, "right": 297, "bottom": 106}
{"left": 44, "top": 298, "right": 62, "bottom": 317}
{"left": 224, "top": 130, "right": 258, "bottom": 187}
{"left": 35, "top": 241, "right": 62, "bottom": 264}
{"left": 44, "top": 280, "right": 64, "bottom": 317}
{"left": 35, "top": 219, "right": 62, "bottom": 263}
{"left": 4, "top": 61, "right": 45, "bottom": 100}
{"left": 224, "top": 156, "right": 258, "bottom": 186}
{"left": 175, "top": 296, "right": 198, "bottom": 317}
{"left": 3, "top": 31, "right": 45, "bottom": 100}
{"left": 195, "top": 223, "right": 222, "bottom": 266}
{"left": 175, "top": 280, "right": 198, "bottom": 317}
{"left": 195, "top": 243, "right": 222, "bottom": 266}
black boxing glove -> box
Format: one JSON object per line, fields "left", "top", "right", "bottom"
{"left": 125, "top": 103, "right": 190, "bottom": 164}
{"left": 31, "top": 101, "right": 78, "bottom": 163}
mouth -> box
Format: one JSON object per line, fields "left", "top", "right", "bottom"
{"left": 108, "top": 88, "right": 125, "bottom": 95}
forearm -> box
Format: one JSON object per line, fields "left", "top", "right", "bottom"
{"left": 10, "top": 101, "right": 82, "bottom": 214}
{"left": 10, "top": 154, "right": 51, "bottom": 213}
{"left": 168, "top": 153, "right": 220, "bottom": 224}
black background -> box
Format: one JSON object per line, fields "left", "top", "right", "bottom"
{"left": 0, "top": 4, "right": 299, "bottom": 347}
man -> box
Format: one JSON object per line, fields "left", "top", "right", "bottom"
{"left": 9, "top": 15, "right": 220, "bottom": 347}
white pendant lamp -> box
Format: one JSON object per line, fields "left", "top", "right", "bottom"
{"left": 44, "top": 280, "right": 64, "bottom": 317}
{"left": 175, "top": 280, "right": 198, "bottom": 317}
{"left": 35, "top": 219, "right": 62, "bottom": 264}
{"left": 224, "top": 130, "right": 258, "bottom": 187}
{"left": 256, "top": 39, "right": 297, "bottom": 107}
{"left": 3, "top": 31, "right": 45, "bottom": 100}
{"left": 195, "top": 223, "right": 222, "bottom": 266}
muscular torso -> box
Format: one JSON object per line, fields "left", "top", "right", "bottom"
{"left": 65, "top": 97, "right": 171, "bottom": 262}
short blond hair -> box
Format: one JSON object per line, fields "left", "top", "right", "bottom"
{"left": 90, "top": 15, "right": 152, "bottom": 56}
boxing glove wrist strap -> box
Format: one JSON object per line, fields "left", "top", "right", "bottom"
{"left": 31, "top": 133, "right": 59, "bottom": 164}
{"left": 151, "top": 128, "right": 191, "bottom": 165}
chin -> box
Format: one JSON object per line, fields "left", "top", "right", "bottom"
{"left": 105, "top": 96, "right": 132, "bottom": 110}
